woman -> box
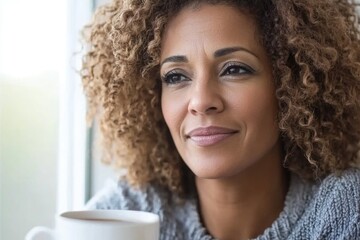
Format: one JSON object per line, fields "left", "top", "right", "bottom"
{"left": 82, "top": 0, "right": 360, "bottom": 239}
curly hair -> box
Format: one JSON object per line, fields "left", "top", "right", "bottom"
{"left": 81, "top": 0, "right": 360, "bottom": 194}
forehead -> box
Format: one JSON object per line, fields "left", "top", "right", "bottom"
{"left": 160, "top": 4, "right": 263, "bottom": 59}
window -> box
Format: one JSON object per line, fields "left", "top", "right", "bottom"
{"left": 86, "top": 0, "right": 118, "bottom": 201}
{"left": 0, "top": 0, "right": 92, "bottom": 239}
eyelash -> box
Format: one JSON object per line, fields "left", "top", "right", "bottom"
{"left": 220, "top": 62, "right": 255, "bottom": 77}
{"left": 161, "top": 70, "right": 190, "bottom": 85}
{"left": 161, "top": 62, "right": 255, "bottom": 85}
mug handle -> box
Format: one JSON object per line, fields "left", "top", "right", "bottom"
{"left": 25, "top": 226, "right": 55, "bottom": 240}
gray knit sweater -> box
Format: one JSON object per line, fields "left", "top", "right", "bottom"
{"left": 86, "top": 168, "right": 360, "bottom": 239}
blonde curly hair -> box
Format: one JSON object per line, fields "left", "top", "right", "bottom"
{"left": 82, "top": 0, "right": 360, "bottom": 194}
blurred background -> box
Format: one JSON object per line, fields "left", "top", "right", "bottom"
{"left": 0, "top": 0, "right": 113, "bottom": 239}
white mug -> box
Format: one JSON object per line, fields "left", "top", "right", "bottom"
{"left": 25, "top": 210, "right": 160, "bottom": 240}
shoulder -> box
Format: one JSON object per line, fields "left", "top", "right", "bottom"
{"left": 85, "top": 178, "right": 171, "bottom": 213}
{"left": 305, "top": 168, "right": 360, "bottom": 238}
{"left": 85, "top": 178, "right": 195, "bottom": 239}
{"left": 315, "top": 168, "right": 360, "bottom": 208}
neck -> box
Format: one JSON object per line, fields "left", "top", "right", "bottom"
{"left": 195, "top": 148, "right": 289, "bottom": 240}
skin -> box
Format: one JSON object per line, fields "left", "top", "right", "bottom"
{"left": 160, "top": 4, "right": 288, "bottom": 240}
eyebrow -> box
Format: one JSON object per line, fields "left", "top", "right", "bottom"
{"left": 160, "top": 55, "right": 188, "bottom": 66}
{"left": 160, "top": 46, "right": 258, "bottom": 66}
{"left": 214, "top": 47, "right": 259, "bottom": 59}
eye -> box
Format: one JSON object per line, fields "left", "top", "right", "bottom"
{"left": 220, "top": 62, "right": 255, "bottom": 77}
{"left": 161, "top": 70, "right": 190, "bottom": 85}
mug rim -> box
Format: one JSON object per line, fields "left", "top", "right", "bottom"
{"left": 59, "top": 210, "right": 159, "bottom": 225}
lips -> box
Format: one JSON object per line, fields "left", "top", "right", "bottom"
{"left": 186, "top": 126, "right": 238, "bottom": 146}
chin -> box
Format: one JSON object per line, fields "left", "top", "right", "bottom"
{"left": 189, "top": 164, "right": 238, "bottom": 180}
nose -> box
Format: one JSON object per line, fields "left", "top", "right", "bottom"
{"left": 188, "top": 77, "right": 224, "bottom": 115}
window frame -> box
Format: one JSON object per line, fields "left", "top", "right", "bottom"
{"left": 57, "top": 0, "right": 94, "bottom": 213}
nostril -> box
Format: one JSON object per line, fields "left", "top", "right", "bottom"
{"left": 190, "top": 106, "right": 219, "bottom": 115}
{"left": 206, "top": 106, "right": 218, "bottom": 112}
{"left": 188, "top": 92, "right": 224, "bottom": 115}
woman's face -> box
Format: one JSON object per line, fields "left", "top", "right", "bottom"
{"left": 160, "top": 4, "right": 281, "bottom": 179}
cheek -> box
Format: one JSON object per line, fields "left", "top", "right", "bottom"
{"left": 231, "top": 84, "right": 278, "bottom": 127}
{"left": 161, "top": 92, "right": 186, "bottom": 137}
{"left": 250, "top": 93, "right": 278, "bottom": 142}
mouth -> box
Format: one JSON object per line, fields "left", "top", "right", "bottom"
{"left": 186, "top": 126, "right": 238, "bottom": 147}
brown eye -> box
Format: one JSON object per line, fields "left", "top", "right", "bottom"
{"left": 220, "top": 62, "right": 254, "bottom": 77}
{"left": 162, "top": 70, "right": 190, "bottom": 85}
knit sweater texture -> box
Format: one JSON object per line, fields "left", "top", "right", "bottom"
{"left": 86, "top": 168, "right": 360, "bottom": 240}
